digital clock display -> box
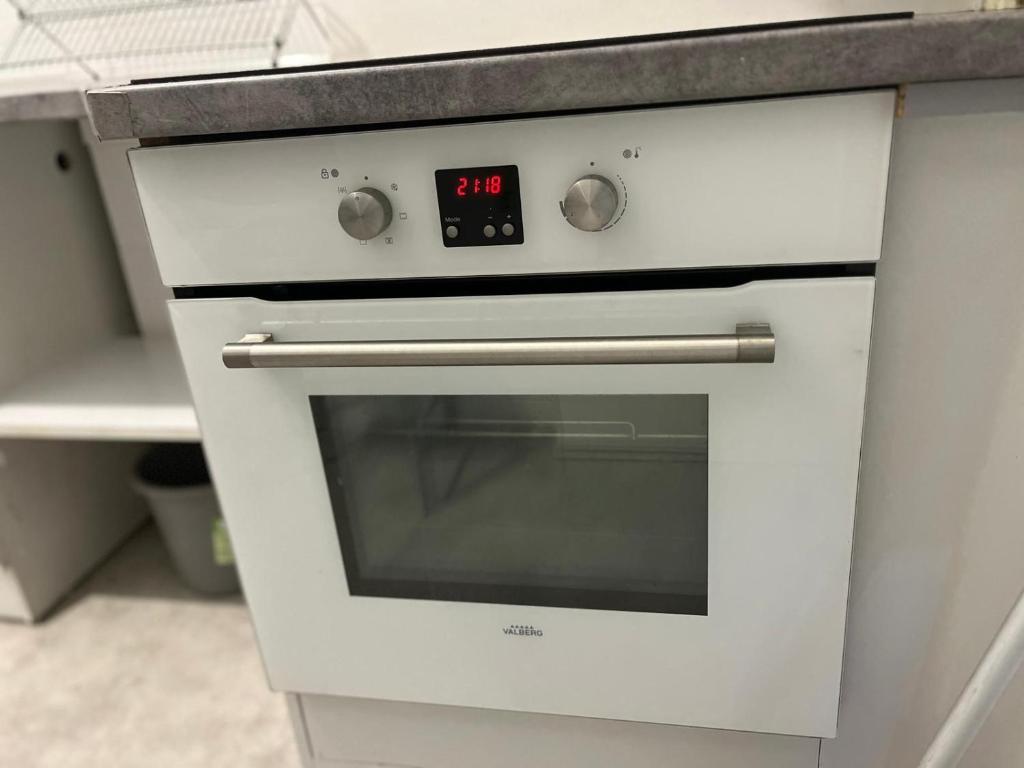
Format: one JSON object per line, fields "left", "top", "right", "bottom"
{"left": 434, "top": 165, "right": 523, "bottom": 248}
{"left": 455, "top": 173, "right": 504, "bottom": 197}
{"left": 436, "top": 165, "right": 517, "bottom": 203}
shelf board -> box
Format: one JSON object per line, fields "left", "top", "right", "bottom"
{"left": 0, "top": 336, "right": 199, "bottom": 442}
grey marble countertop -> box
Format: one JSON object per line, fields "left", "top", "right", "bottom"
{"left": 87, "top": 10, "right": 1024, "bottom": 141}
{"left": 0, "top": 89, "right": 85, "bottom": 124}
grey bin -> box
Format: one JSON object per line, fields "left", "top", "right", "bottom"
{"left": 134, "top": 444, "right": 240, "bottom": 595}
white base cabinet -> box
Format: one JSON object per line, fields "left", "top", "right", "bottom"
{"left": 0, "top": 118, "right": 168, "bottom": 620}
{"left": 0, "top": 441, "right": 147, "bottom": 621}
{"left": 287, "top": 694, "right": 820, "bottom": 768}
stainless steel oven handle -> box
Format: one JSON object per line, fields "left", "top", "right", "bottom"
{"left": 222, "top": 323, "right": 774, "bottom": 369}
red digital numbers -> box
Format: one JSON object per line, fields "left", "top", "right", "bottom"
{"left": 455, "top": 174, "right": 503, "bottom": 197}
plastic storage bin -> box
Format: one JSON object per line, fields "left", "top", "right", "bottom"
{"left": 134, "top": 444, "right": 239, "bottom": 595}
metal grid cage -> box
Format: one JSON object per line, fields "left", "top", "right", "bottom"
{"left": 1, "top": 0, "right": 325, "bottom": 80}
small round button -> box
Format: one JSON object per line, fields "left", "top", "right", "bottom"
{"left": 483, "top": 224, "right": 497, "bottom": 238}
{"left": 501, "top": 222, "right": 515, "bottom": 237}
{"left": 445, "top": 225, "right": 459, "bottom": 239}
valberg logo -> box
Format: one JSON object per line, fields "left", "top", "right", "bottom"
{"left": 503, "top": 624, "right": 543, "bottom": 637}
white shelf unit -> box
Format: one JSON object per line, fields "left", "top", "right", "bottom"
{"left": 0, "top": 115, "right": 187, "bottom": 622}
{"left": 0, "top": 335, "right": 199, "bottom": 442}
{"left": 0, "top": 0, "right": 333, "bottom": 628}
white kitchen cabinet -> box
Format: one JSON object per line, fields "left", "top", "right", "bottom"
{"left": 0, "top": 116, "right": 195, "bottom": 620}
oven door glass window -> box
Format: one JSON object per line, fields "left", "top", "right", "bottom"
{"left": 311, "top": 394, "right": 708, "bottom": 615}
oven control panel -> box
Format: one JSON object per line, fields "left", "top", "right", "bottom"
{"left": 434, "top": 165, "right": 524, "bottom": 247}
{"left": 130, "top": 91, "right": 893, "bottom": 287}
{"left": 337, "top": 166, "right": 620, "bottom": 248}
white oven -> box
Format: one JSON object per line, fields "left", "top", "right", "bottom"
{"left": 130, "top": 90, "right": 893, "bottom": 738}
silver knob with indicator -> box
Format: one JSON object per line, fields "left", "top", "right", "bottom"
{"left": 561, "top": 175, "right": 618, "bottom": 231}
{"left": 338, "top": 187, "right": 393, "bottom": 240}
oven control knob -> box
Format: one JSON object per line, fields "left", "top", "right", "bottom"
{"left": 338, "top": 187, "right": 393, "bottom": 240}
{"left": 561, "top": 175, "right": 618, "bottom": 231}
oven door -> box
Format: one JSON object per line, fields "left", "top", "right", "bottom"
{"left": 170, "top": 276, "right": 874, "bottom": 738}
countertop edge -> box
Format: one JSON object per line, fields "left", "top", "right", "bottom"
{"left": 0, "top": 89, "right": 86, "bottom": 124}
{"left": 86, "top": 10, "right": 1024, "bottom": 141}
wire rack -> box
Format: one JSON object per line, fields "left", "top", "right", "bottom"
{"left": 1, "top": 0, "right": 327, "bottom": 81}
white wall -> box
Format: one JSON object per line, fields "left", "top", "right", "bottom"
{"left": 308, "top": 1, "right": 978, "bottom": 63}
{"left": 0, "top": 4, "right": 16, "bottom": 49}
{"left": 821, "top": 78, "right": 1024, "bottom": 768}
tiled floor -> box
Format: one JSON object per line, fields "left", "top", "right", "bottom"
{"left": 0, "top": 524, "right": 301, "bottom": 768}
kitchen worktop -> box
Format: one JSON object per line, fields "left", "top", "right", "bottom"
{"left": 86, "top": 10, "right": 1024, "bottom": 141}
{"left": 0, "top": 89, "right": 84, "bottom": 123}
